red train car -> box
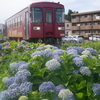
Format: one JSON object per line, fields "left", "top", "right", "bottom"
{"left": 5, "top": 2, "right": 65, "bottom": 44}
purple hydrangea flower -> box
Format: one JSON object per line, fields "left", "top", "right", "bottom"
{"left": 39, "top": 81, "right": 55, "bottom": 92}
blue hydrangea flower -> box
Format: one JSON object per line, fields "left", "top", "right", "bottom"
{"left": 0, "top": 43, "right": 2, "bottom": 48}
{"left": 45, "top": 59, "right": 61, "bottom": 71}
{"left": 67, "top": 47, "right": 84, "bottom": 54}
{"left": 25, "top": 48, "right": 31, "bottom": 51}
{"left": 10, "top": 62, "right": 18, "bottom": 71}
{"left": 8, "top": 83, "right": 19, "bottom": 89}
{"left": 58, "top": 89, "right": 74, "bottom": 99}
{"left": 92, "top": 83, "right": 100, "bottom": 95}
{"left": 21, "top": 40, "right": 28, "bottom": 44}
{"left": 2, "top": 47, "right": 8, "bottom": 50}
{"left": 67, "top": 49, "right": 78, "bottom": 56}
{"left": 53, "top": 55, "right": 63, "bottom": 62}
{"left": 6, "top": 87, "right": 20, "bottom": 98}
{"left": 72, "top": 70, "right": 78, "bottom": 75}
{"left": 15, "top": 69, "right": 31, "bottom": 77}
{"left": 54, "top": 84, "right": 65, "bottom": 94}
{"left": 17, "top": 61, "right": 26, "bottom": 68}
{"left": 79, "top": 66, "right": 91, "bottom": 76}
{"left": 19, "top": 82, "right": 33, "bottom": 95}
{"left": 14, "top": 75, "right": 27, "bottom": 84}
{"left": 31, "top": 51, "right": 43, "bottom": 57}
{"left": 43, "top": 49, "right": 53, "bottom": 57}
{"left": 72, "top": 56, "right": 84, "bottom": 67}
{"left": 18, "top": 63, "right": 30, "bottom": 70}
{"left": 5, "top": 77, "right": 15, "bottom": 87}
{"left": 85, "top": 48, "right": 98, "bottom": 55}
{"left": 0, "top": 90, "right": 7, "bottom": 100}
{"left": 52, "top": 49, "right": 64, "bottom": 56}
{"left": 39, "top": 81, "right": 55, "bottom": 92}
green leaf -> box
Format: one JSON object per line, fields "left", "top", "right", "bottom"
{"left": 50, "top": 76, "right": 63, "bottom": 84}
{"left": 87, "top": 82, "right": 93, "bottom": 97}
{"left": 76, "top": 92, "right": 84, "bottom": 99}
{"left": 77, "top": 80, "right": 86, "bottom": 90}
{"left": 32, "top": 79, "right": 43, "bottom": 84}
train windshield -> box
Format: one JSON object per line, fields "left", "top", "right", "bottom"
{"left": 31, "top": 7, "right": 42, "bottom": 23}
{"left": 56, "top": 8, "right": 64, "bottom": 23}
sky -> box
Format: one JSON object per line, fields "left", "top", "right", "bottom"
{"left": 0, "top": 0, "right": 100, "bottom": 24}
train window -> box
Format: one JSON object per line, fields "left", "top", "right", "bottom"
{"left": 31, "top": 7, "right": 42, "bottom": 23}
{"left": 46, "top": 12, "right": 52, "bottom": 23}
{"left": 20, "top": 16, "right": 22, "bottom": 26}
{"left": 18, "top": 17, "right": 20, "bottom": 27}
{"left": 15, "top": 18, "right": 17, "bottom": 28}
{"left": 56, "top": 8, "right": 64, "bottom": 23}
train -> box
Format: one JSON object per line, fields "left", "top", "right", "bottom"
{"left": 5, "top": 2, "right": 65, "bottom": 44}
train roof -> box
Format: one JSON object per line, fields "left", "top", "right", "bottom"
{"left": 5, "top": 1, "right": 64, "bottom": 22}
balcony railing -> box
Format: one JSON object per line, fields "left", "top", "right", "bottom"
{"left": 72, "top": 26, "right": 80, "bottom": 30}
{"left": 93, "top": 25, "right": 100, "bottom": 29}
{"left": 72, "top": 18, "right": 80, "bottom": 23}
{"left": 80, "top": 17, "right": 92, "bottom": 22}
{"left": 80, "top": 25, "right": 92, "bottom": 30}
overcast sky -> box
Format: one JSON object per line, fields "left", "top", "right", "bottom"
{"left": 0, "top": 0, "right": 100, "bottom": 24}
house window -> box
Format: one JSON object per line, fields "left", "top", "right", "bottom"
{"left": 67, "top": 24, "right": 69, "bottom": 27}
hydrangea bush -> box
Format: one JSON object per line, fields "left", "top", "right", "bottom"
{"left": 1, "top": 39, "right": 100, "bottom": 100}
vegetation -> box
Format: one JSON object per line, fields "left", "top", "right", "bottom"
{"left": 67, "top": 9, "right": 78, "bottom": 21}
{"left": 1, "top": 36, "right": 100, "bottom": 100}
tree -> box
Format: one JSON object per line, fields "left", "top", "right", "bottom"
{"left": 67, "top": 9, "right": 78, "bottom": 21}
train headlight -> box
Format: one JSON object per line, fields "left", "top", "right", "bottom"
{"left": 33, "top": 27, "right": 40, "bottom": 30}
{"left": 58, "top": 27, "right": 65, "bottom": 30}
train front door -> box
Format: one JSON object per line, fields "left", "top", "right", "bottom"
{"left": 43, "top": 8, "right": 54, "bottom": 37}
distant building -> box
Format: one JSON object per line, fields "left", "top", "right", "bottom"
{"left": 65, "top": 19, "right": 72, "bottom": 36}
{"left": 0, "top": 23, "right": 5, "bottom": 34}
{"left": 71, "top": 10, "right": 100, "bottom": 38}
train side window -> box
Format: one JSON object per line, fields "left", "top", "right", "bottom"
{"left": 46, "top": 12, "right": 52, "bottom": 23}
{"left": 20, "top": 16, "right": 22, "bottom": 26}
{"left": 15, "top": 18, "right": 17, "bottom": 28}
{"left": 31, "top": 7, "right": 42, "bottom": 23}
{"left": 18, "top": 17, "right": 20, "bottom": 27}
